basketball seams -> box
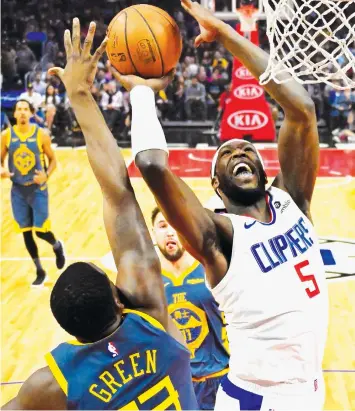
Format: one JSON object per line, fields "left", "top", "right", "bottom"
{"left": 153, "top": 11, "right": 176, "bottom": 29}
{"left": 132, "top": 6, "right": 164, "bottom": 77}
{"left": 124, "top": 10, "right": 140, "bottom": 76}
{"left": 107, "top": 12, "right": 122, "bottom": 37}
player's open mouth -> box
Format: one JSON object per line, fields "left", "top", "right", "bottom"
{"left": 166, "top": 240, "right": 177, "bottom": 250}
{"left": 232, "top": 162, "right": 254, "bottom": 178}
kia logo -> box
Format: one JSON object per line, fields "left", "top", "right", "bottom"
{"left": 227, "top": 110, "right": 269, "bottom": 130}
{"left": 235, "top": 67, "right": 254, "bottom": 80}
{"left": 234, "top": 84, "right": 263, "bottom": 100}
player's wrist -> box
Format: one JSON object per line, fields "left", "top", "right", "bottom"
{"left": 214, "top": 20, "right": 231, "bottom": 41}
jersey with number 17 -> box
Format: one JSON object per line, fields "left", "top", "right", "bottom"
{"left": 210, "top": 186, "right": 328, "bottom": 391}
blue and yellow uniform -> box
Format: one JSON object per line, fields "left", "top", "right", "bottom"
{"left": 162, "top": 261, "right": 230, "bottom": 410}
{"left": 4, "top": 125, "right": 50, "bottom": 232}
{"left": 45, "top": 309, "right": 198, "bottom": 410}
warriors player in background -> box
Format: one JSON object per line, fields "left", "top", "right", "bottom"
{"left": 3, "top": 19, "right": 198, "bottom": 410}
{"left": 113, "top": 0, "right": 329, "bottom": 409}
{"left": 152, "top": 206, "right": 229, "bottom": 409}
{"left": 1, "top": 99, "right": 65, "bottom": 286}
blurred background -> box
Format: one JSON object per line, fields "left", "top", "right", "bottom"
{"left": 2, "top": 0, "right": 354, "bottom": 147}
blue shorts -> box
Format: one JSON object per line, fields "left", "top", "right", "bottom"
{"left": 11, "top": 184, "right": 50, "bottom": 232}
{"left": 193, "top": 374, "right": 224, "bottom": 410}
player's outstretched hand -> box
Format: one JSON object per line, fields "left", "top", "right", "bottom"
{"left": 48, "top": 18, "right": 108, "bottom": 98}
{"left": 110, "top": 63, "right": 175, "bottom": 93}
{"left": 180, "top": 0, "right": 224, "bottom": 47}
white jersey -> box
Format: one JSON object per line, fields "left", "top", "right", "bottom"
{"left": 211, "top": 187, "right": 329, "bottom": 396}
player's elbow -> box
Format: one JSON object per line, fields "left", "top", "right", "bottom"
{"left": 302, "top": 98, "right": 316, "bottom": 117}
{"left": 287, "top": 97, "right": 316, "bottom": 122}
{"left": 136, "top": 150, "right": 169, "bottom": 180}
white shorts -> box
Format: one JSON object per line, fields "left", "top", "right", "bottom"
{"left": 214, "top": 376, "right": 325, "bottom": 411}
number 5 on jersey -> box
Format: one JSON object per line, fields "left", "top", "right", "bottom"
{"left": 294, "top": 260, "right": 320, "bottom": 298}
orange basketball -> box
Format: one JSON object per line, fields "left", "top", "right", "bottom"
{"left": 106, "top": 5, "right": 182, "bottom": 78}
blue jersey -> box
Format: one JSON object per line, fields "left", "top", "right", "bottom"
{"left": 162, "top": 261, "right": 229, "bottom": 379}
{"left": 5, "top": 125, "right": 46, "bottom": 186}
{"left": 45, "top": 309, "right": 198, "bottom": 410}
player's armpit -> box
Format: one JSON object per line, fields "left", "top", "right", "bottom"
{"left": 136, "top": 150, "right": 229, "bottom": 288}
{"left": 2, "top": 367, "right": 67, "bottom": 410}
{"left": 273, "top": 107, "right": 319, "bottom": 213}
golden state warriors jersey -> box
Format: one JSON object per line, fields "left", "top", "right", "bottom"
{"left": 162, "top": 262, "right": 229, "bottom": 379}
{"left": 45, "top": 309, "right": 198, "bottom": 410}
{"left": 6, "top": 125, "right": 46, "bottom": 185}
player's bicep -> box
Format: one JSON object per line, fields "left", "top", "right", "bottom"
{"left": 102, "top": 192, "right": 166, "bottom": 314}
{"left": 276, "top": 111, "right": 319, "bottom": 207}
{"left": 41, "top": 132, "right": 56, "bottom": 161}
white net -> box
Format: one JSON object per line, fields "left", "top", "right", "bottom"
{"left": 260, "top": 0, "right": 355, "bottom": 90}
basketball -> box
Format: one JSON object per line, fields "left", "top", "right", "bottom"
{"left": 106, "top": 5, "right": 182, "bottom": 78}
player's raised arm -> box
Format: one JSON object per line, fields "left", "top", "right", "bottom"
{"left": 181, "top": 0, "right": 319, "bottom": 213}
{"left": 49, "top": 19, "right": 166, "bottom": 322}
{"left": 111, "top": 70, "right": 230, "bottom": 288}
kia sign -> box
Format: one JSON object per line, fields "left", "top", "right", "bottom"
{"left": 227, "top": 110, "right": 269, "bottom": 130}
{"left": 234, "top": 84, "right": 264, "bottom": 100}
{"left": 234, "top": 67, "right": 254, "bottom": 80}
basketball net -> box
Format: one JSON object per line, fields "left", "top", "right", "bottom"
{"left": 236, "top": 5, "right": 258, "bottom": 33}
{"left": 259, "top": 0, "right": 355, "bottom": 90}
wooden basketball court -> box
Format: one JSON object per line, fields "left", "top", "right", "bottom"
{"left": 1, "top": 147, "right": 354, "bottom": 409}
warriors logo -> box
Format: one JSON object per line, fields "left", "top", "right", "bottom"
{"left": 13, "top": 145, "right": 35, "bottom": 175}
{"left": 168, "top": 302, "right": 209, "bottom": 358}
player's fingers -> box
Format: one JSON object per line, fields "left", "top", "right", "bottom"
{"left": 82, "top": 21, "right": 96, "bottom": 58}
{"left": 194, "top": 34, "right": 203, "bottom": 47}
{"left": 109, "top": 65, "right": 122, "bottom": 81}
{"left": 92, "top": 36, "right": 108, "bottom": 65}
{"left": 181, "top": 0, "right": 192, "bottom": 10}
{"left": 181, "top": 1, "right": 191, "bottom": 14}
{"left": 72, "top": 17, "right": 81, "bottom": 54}
{"left": 48, "top": 67, "right": 64, "bottom": 79}
{"left": 63, "top": 29, "right": 72, "bottom": 58}
{"left": 163, "top": 68, "right": 176, "bottom": 83}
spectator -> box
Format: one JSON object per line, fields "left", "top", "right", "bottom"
{"left": 42, "top": 84, "right": 61, "bottom": 132}
{"left": 206, "top": 67, "right": 225, "bottom": 103}
{"left": 100, "top": 81, "right": 123, "bottom": 132}
{"left": 91, "top": 85, "right": 102, "bottom": 104}
{"left": 1, "top": 41, "right": 17, "bottom": 87}
{"left": 185, "top": 76, "right": 207, "bottom": 120}
{"left": 16, "top": 40, "right": 36, "bottom": 84}
{"left": 156, "top": 89, "right": 173, "bottom": 121}
{"left": 173, "top": 82, "right": 186, "bottom": 120}
{"left": 212, "top": 51, "right": 229, "bottom": 70}
{"left": 185, "top": 56, "right": 199, "bottom": 78}
{"left": 19, "top": 83, "right": 43, "bottom": 112}
{"left": 218, "top": 83, "right": 232, "bottom": 113}
{"left": 32, "top": 72, "right": 47, "bottom": 95}
{"left": 329, "top": 84, "right": 353, "bottom": 131}
{"left": 305, "top": 83, "right": 324, "bottom": 120}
